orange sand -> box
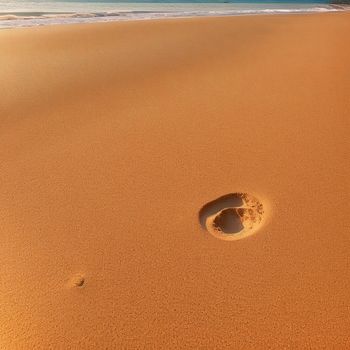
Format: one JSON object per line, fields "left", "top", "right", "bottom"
{"left": 0, "top": 13, "right": 349, "bottom": 348}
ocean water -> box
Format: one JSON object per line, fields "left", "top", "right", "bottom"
{"left": 0, "top": 0, "right": 342, "bottom": 28}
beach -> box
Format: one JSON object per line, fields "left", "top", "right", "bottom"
{"left": 0, "top": 12, "right": 349, "bottom": 348}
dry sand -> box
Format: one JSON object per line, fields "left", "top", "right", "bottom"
{"left": 0, "top": 13, "right": 349, "bottom": 349}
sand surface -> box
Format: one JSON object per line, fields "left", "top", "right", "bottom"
{"left": 0, "top": 13, "right": 349, "bottom": 348}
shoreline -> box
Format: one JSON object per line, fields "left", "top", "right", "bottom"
{"left": 0, "top": 4, "right": 345, "bottom": 29}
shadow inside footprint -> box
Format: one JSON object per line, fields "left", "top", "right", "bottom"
{"left": 199, "top": 193, "right": 243, "bottom": 229}
{"left": 213, "top": 208, "right": 244, "bottom": 234}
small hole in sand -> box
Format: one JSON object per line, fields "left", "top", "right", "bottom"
{"left": 75, "top": 277, "right": 85, "bottom": 287}
{"left": 199, "top": 193, "right": 264, "bottom": 241}
{"left": 69, "top": 275, "right": 85, "bottom": 288}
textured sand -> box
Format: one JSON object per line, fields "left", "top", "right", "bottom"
{"left": 0, "top": 13, "right": 349, "bottom": 349}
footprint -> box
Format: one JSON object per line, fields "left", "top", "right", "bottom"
{"left": 199, "top": 193, "right": 264, "bottom": 241}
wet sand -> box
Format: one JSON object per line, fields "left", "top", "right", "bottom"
{"left": 0, "top": 12, "right": 349, "bottom": 348}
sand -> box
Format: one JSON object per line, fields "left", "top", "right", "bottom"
{"left": 0, "top": 12, "right": 349, "bottom": 348}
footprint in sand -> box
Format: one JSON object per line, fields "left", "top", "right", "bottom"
{"left": 199, "top": 193, "right": 264, "bottom": 241}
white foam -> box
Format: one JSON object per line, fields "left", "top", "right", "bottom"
{"left": 0, "top": 4, "right": 342, "bottom": 29}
